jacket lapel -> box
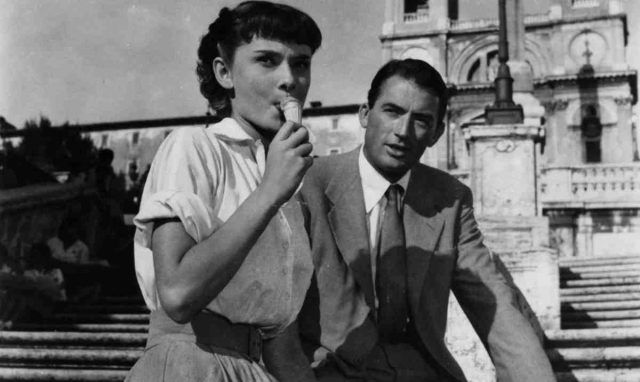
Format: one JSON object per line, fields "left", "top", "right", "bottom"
{"left": 326, "top": 150, "right": 376, "bottom": 309}
{"left": 404, "top": 169, "right": 445, "bottom": 312}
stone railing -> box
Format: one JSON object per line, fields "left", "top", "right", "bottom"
{"left": 449, "top": 17, "right": 497, "bottom": 30}
{"left": 449, "top": 163, "right": 640, "bottom": 209}
{"left": 540, "top": 163, "right": 640, "bottom": 209}
{"left": 402, "top": 13, "right": 550, "bottom": 30}
{"left": 0, "top": 182, "right": 99, "bottom": 327}
{"left": 571, "top": 0, "right": 599, "bottom": 8}
{"left": 403, "top": 12, "right": 431, "bottom": 23}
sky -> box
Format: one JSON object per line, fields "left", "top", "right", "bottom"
{"left": 1, "top": 0, "right": 638, "bottom": 127}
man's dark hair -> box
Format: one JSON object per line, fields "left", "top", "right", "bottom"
{"left": 367, "top": 59, "right": 448, "bottom": 126}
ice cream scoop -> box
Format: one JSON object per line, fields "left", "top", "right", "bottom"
{"left": 280, "top": 96, "right": 302, "bottom": 124}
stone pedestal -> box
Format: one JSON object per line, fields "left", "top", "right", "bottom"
{"left": 462, "top": 123, "right": 544, "bottom": 217}
{"left": 444, "top": 122, "right": 560, "bottom": 381}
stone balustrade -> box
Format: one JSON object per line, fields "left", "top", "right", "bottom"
{"left": 403, "top": 12, "right": 431, "bottom": 23}
{"left": 571, "top": 0, "right": 600, "bottom": 8}
{"left": 541, "top": 163, "right": 640, "bottom": 209}
{"left": 401, "top": 13, "right": 550, "bottom": 30}
{"left": 450, "top": 163, "right": 640, "bottom": 209}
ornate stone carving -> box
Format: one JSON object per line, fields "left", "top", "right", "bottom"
{"left": 542, "top": 99, "right": 570, "bottom": 113}
{"left": 613, "top": 96, "right": 633, "bottom": 106}
{"left": 495, "top": 139, "right": 517, "bottom": 153}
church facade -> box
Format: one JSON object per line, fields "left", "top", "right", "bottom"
{"left": 5, "top": 0, "right": 635, "bottom": 259}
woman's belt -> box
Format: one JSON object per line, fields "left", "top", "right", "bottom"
{"left": 146, "top": 309, "right": 263, "bottom": 362}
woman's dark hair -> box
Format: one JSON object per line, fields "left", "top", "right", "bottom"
{"left": 367, "top": 59, "right": 449, "bottom": 127}
{"left": 197, "top": 1, "right": 322, "bottom": 117}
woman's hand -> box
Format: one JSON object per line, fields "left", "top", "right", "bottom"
{"left": 260, "top": 121, "right": 313, "bottom": 206}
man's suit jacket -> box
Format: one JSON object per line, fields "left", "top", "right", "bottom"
{"left": 298, "top": 149, "right": 555, "bottom": 382}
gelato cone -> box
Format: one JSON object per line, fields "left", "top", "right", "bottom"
{"left": 281, "top": 96, "right": 302, "bottom": 124}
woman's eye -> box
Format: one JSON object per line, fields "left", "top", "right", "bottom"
{"left": 294, "top": 60, "right": 311, "bottom": 70}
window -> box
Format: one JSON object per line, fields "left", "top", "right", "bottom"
{"left": 585, "top": 140, "right": 601, "bottom": 163}
{"left": 101, "top": 134, "right": 109, "bottom": 148}
{"left": 581, "top": 104, "right": 602, "bottom": 163}
{"left": 131, "top": 132, "right": 140, "bottom": 146}
{"left": 328, "top": 148, "right": 341, "bottom": 155}
{"left": 405, "top": 0, "right": 429, "bottom": 14}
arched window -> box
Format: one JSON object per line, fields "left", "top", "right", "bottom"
{"left": 465, "top": 49, "right": 499, "bottom": 83}
{"left": 581, "top": 104, "right": 602, "bottom": 163}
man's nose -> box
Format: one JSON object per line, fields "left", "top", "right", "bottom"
{"left": 393, "top": 114, "right": 412, "bottom": 138}
{"left": 277, "top": 63, "right": 296, "bottom": 93}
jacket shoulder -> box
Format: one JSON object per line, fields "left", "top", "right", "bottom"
{"left": 413, "top": 164, "right": 470, "bottom": 195}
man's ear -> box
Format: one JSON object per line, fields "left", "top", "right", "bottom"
{"left": 427, "top": 122, "right": 446, "bottom": 147}
{"left": 358, "top": 103, "right": 370, "bottom": 128}
{"left": 213, "top": 57, "right": 233, "bottom": 90}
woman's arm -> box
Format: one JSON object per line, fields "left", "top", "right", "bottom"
{"left": 153, "top": 122, "right": 313, "bottom": 323}
{"left": 263, "top": 320, "right": 317, "bottom": 382}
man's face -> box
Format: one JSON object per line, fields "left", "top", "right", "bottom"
{"left": 360, "top": 75, "right": 443, "bottom": 182}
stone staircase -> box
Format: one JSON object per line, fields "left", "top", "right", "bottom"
{"left": 2, "top": 255, "right": 640, "bottom": 381}
{"left": 0, "top": 296, "right": 147, "bottom": 381}
{"left": 548, "top": 255, "right": 640, "bottom": 382}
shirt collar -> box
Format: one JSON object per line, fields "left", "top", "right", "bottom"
{"left": 358, "top": 147, "right": 411, "bottom": 214}
{"left": 209, "top": 117, "right": 262, "bottom": 144}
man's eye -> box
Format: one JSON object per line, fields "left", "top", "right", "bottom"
{"left": 414, "top": 118, "right": 433, "bottom": 129}
{"left": 257, "top": 56, "right": 276, "bottom": 66}
{"left": 384, "top": 109, "right": 401, "bottom": 117}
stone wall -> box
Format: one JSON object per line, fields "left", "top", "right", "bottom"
{"left": 0, "top": 182, "right": 99, "bottom": 267}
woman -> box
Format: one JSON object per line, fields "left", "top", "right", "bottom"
{"left": 126, "top": 2, "right": 321, "bottom": 381}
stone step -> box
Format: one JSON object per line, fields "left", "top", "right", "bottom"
{"left": 58, "top": 304, "right": 149, "bottom": 314}
{"left": 546, "top": 328, "right": 640, "bottom": 348}
{"left": 562, "top": 309, "right": 640, "bottom": 321}
{"left": 562, "top": 264, "right": 640, "bottom": 275}
{"left": 0, "top": 367, "right": 128, "bottom": 381}
{"left": 561, "top": 269, "right": 640, "bottom": 280}
{"left": 559, "top": 256, "right": 640, "bottom": 267}
{"left": 11, "top": 323, "right": 148, "bottom": 332}
{"left": 560, "top": 285, "right": 640, "bottom": 296}
{"left": 555, "top": 368, "right": 640, "bottom": 382}
{"left": 90, "top": 296, "right": 145, "bottom": 305}
{"left": 561, "top": 276, "right": 640, "bottom": 288}
{"left": 563, "top": 300, "right": 640, "bottom": 312}
{"left": 0, "top": 331, "right": 146, "bottom": 347}
{"left": 547, "top": 346, "right": 640, "bottom": 367}
{"left": 0, "top": 347, "right": 142, "bottom": 366}
{"left": 561, "top": 292, "right": 640, "bottom": 303}
{"left": 562, "top": 319, "right": 640, "bottom": 329}
{"left": 47, "top": 313, "right": 149, "bottom": 324}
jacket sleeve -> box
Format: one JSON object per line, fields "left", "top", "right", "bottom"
{"left": 451, "top": 186, "right": 556, "bottom": 382}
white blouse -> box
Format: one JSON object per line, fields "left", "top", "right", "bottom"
{"left": 133, "top": 118, "right": 313, "bottom": 338}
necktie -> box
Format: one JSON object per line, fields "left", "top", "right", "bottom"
{"left": 376, "top": 184, "right": 409, "bottom": 342}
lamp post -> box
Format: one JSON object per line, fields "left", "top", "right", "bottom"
{"left": 485, "top": 0, "right": 524, "bottom": 124}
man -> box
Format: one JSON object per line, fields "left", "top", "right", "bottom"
{"left": 298, "top": 59, "right": 555, "bottom": 381}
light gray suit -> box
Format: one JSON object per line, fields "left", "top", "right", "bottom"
{"left": 298, "top": 148, "right": 555, "bottom": 382}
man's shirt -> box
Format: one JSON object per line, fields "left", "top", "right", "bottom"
{"left": 358, "top": 148, "right": 410, "bottom": 307}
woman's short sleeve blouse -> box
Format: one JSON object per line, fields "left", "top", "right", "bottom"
{"left": 132, "top": 118, "right": 313, "bottom": 337}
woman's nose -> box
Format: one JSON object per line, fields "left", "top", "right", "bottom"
{"left": 277, "top": 63, "right": 296, "bottom": 92}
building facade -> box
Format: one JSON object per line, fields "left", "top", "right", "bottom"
{"left": 3, "top": 0, "right": 637, "bottom": 258}
{"left": 379, "top": 0, "right": 640, "bottom": 257}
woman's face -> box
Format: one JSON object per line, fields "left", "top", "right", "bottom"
{"left": 227, "top": 37, "right": 313, "bottom": 139}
